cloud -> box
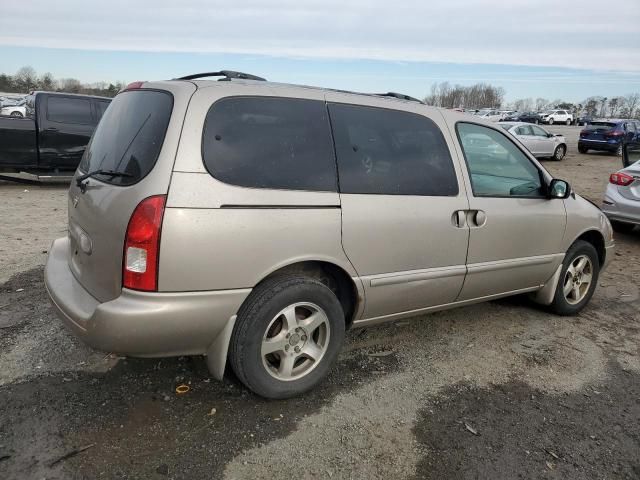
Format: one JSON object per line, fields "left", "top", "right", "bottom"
{"left": 1, "top": 0, "right": 639, "bottom": 71}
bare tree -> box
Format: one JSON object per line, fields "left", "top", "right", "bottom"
{"left": 13, "top": 66, "right": 38, "bottom": 92}
{"left": 535, "top": 98, "right": 549, "bottom": 111}
{"left": 623, "top": 93, "right": 640, "bottom": 119}
{"left": 608, "top": 97, "right": 622, "bottom": 117}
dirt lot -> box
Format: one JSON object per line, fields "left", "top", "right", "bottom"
{"left": 1, "top": 125, "right": 639, "bottom": 479}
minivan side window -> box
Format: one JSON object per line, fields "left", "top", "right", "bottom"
{"left": 457, "top": 122, "right": 544, "bottom": 198}
{"left": 47, "top": 96, "right": 92, "bottom": 125}
{"left": 202, "top": 97, "right": 337, "bottom": 192}
{"left": 328, "top": 103, "right": 458, "bottom": 196}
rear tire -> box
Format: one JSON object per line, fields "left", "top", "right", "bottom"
{"left": 548, "top": 240, "right": 599, "bottom": 316}
{"left": 553, "top": 145, "right": 566, "bottom": 161}
{"left": 9, "top": 111, "right": 23, "bottom": 118}
{"left": 548, "top": 118, "right": 554, "bottom": 125}
{"left": 611, "top": 221, "right": 636, "bottom": 234}
{"left": 578, "top": 145, "right": 588, "bottom": 154}
{"left": 616, "top": 144, "right": 623, "bottom": 156}
{"left": 566, "top": 119, "right": 571, "bottom": 125}
{"left": 228, "top": 275, "right": 345, "bottom": 399}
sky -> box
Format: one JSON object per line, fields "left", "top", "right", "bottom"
{"left": 1, "top": 0, "right": 639, "bottom": 103}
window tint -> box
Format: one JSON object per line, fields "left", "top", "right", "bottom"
{"left": 47, "top": 96, "right": 92, "bottom": 124}
{"left": 95, "top": 100, "right": 110, "bottom": 122}
{"left": 329, "top": 103, "right": 458, "bottom": 196}
{"left": 78, "top": 90, "right": 173, "bottom": 186}
{"left": 203, "top": 97, "right": 336, "bottom": 191}
{"left": 457, "top": 123, "right": 544, "bottom": 198}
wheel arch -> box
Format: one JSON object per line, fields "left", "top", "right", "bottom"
{"left": 254, "top": 259, "right": 363, "bottom": 328}
{"left": 574, "top": 229, "right": 606, "bottom": 267}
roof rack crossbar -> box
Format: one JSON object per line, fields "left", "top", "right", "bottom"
{"left": 176, "top": 70, "right": 266, "bottom": 81}
{"left": 375, "top": 92, "right": 424, "bottom": 104}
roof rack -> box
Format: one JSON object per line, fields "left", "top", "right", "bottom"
{"left": 176, "top": 70, "right": 266, "bottom": 81}
{"left": 375, "top": 92, "right": 424, "bottom": 104}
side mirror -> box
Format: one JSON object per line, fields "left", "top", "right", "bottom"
{"left": 548, "top": 179, "right": 571, "bottom": 199}
{"left": 622, "top": 142, "right": 640, "bottom": 168}
{"left": 547, "top": 133, "right": 554, "bottom": 138}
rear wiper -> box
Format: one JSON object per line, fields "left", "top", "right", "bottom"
{"left": 76, "top": 170, "right": 133, "bottom": 192}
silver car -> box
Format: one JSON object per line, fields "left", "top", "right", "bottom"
{"left": 602, "top": 144, "right": 640, "bottom": 233}
{"left": 500, "top": 122, "right": 567, "bottom": 160}
{"left": 45, "top": 71, "right": 614, "bottom": 398}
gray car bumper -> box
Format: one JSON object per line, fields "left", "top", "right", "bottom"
{"left": 602, "top": 186, "right": 640, "bottom": 226}
{"left": 45, "top": 236, "right": 251, "bottom": 361}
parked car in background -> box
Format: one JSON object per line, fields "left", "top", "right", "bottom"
{"left": 475, "top": 109, "right": 502, "bottom": 122}
{"left": 0, "top": 98, "right": 27, "bottom": 117}
{"left": 0, "top": 91, "right": 111, "bottom": 174}
{"left": 578, "top": 120, "right": 640, "bottom": 156}
{"left": 501, "top": 111, "right": 542, "bottom": 124}
{"left": 0, "top": 95, "right": 24, "bottom": 108}
{"left": 540, "top": 109, "right": 573, "bottom": 125}
{"left": 45, "top": 71, "right": 614, "bottom": 399}
{"left": 500, "top": 122, "right": 567, "bottom": 160}
{"left": 602, "top": 142, "right": 640, "bottom": 233}
{"left": 575, "top": 114, "right": 594, "bottom": 126}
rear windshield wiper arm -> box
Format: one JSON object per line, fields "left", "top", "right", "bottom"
{"left": 76, "top": 169, "right": 133, "bottom": 187}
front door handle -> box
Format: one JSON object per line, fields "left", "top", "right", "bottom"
{"left": 452, "top": 210, "right": 466, "bottom": 228}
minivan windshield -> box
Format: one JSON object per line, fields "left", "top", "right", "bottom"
{"left": 78, "top": 89, "right": 173, "bottom": 186}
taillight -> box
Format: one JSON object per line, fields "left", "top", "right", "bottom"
{"left": 609, "top": 172, "right": 634, "bottom": 186}
{"left": 605, "top": 131, "right": 623, "bottom": 138}
{"left": 123, "top": 195, "right": 166, "bottom": 291}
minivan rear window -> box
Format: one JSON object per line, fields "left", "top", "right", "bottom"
{"left": 202, "top": 96, "right": 337, "bottom": 191}
{"left": 78, "top": 90, "right": 173, "bottom": 186}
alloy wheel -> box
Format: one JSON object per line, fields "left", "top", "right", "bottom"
{"left": 261, "top": 302, "right": 330, "bottom": 381}
{"left": 562, "top": 255, "right": 593, "bottom": 305}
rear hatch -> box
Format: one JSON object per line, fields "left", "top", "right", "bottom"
{"left": 581, "top": 122, "right": 617, "bottom": 141}
{"left": 67, "top": 82, "right": 195, "bottom": 302}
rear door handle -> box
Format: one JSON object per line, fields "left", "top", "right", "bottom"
{"left": 469, "top": 210, "right": 487, "bottom": 227}
{"left": 43, "top": 127, "right": 58, "bottom": 132}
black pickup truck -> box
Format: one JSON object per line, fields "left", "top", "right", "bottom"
{"left": 0, "top": 91, "right": 110, "bottom": 175}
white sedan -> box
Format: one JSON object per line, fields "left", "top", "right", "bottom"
{"left": 500, "top": 122, "right": 567, "bottom": 160}
{"left": 0, "top": 99, "right": 27, "bottom": 117}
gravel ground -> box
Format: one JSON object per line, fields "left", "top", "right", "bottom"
{"left": 0, "top": 125, "right": 639, "bottom": 479}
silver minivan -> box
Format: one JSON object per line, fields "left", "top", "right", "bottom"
{"left": 45, "top": 71, "right": 614, "bottom": 398}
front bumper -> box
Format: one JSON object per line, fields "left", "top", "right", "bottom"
{"left": 45, "top": 237, "right": 251, "bottom": 358}
{"left": 602, "top": 186, "right": 640, "bottom": 226}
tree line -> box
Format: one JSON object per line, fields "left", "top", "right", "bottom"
{"left": 507, "top": 94, "right": 640, "bottom": 119}
{"left": 0, "top": 66, "right": 124, "bottom": 98}
{"left": 2, "top": 66, "right": 640, "bottom": 119}
{"left": 423, "top": 80, "right": 640, "bottom": 119}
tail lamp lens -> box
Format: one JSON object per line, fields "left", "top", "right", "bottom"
{"left": 123, "top": 195, "right": 166, "bottom": 291}
{"left": 609, "top": 172, "right": 634, "bottom": 186}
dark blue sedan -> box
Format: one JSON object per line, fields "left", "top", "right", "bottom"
{"left": 578, "top": 120, "right": 640, "bottom": 156}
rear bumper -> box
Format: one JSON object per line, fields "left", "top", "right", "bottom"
{"left": 45, "top": 236, "right": 251, "bottom": 358}
{"left": 602, "top": 187, "right": 640, "bottom": 226}
{"left": 578, "top": 139, "right": 620, "bottom": 152}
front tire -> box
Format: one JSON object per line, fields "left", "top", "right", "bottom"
{"left": 10, "top": 111, "right": 23, "bottom": 118}
{"left": 549, "top": 240, "right": 599, "bottom": 316}
{"left": 615, "top": 144, "right": 623, "bottom": 156}
{"left": 548, "top": 118, "right": 554, "bottom": 125}
{"left": 553, "top": 145, "right": 566, "bottom": 161}
{"left": 228, "top": 275, "right": 345, "bottom": 399}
